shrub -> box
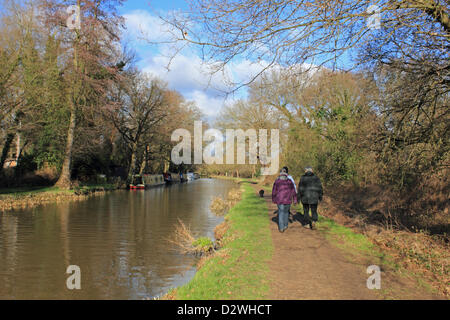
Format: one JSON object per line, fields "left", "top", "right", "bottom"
{"left": 192, "top": 237, "right": 215, "bottom": 255}
{"left": 168, "top": 219, "right": 215, "bottom": 256}
{"left": 210, "top": 197, "right": 230, "bottom": 216}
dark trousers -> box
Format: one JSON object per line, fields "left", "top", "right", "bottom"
{"left": 303, "top": 204, "right": 318, "bottom": 222}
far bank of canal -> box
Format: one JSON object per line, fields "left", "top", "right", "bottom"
{"left": 0, "top": 179, "right": 237, "bottom": 299}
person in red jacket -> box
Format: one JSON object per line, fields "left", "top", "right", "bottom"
{"left": 272, "top": 168, "right": 298, "bottom": 233}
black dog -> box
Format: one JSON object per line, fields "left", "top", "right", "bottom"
{"left": 259, "top": 190, "right": 265, "bottom": 198}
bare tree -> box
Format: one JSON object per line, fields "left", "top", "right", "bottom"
{"left": 106, "top": 70, "right": 168, "bottom": 181}
{"left": 161, "top": 0, "right": 448, "bottom": 86}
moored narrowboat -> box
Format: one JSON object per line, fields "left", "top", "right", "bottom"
{"left": 129, "top": 175, "right": 145, "bottom": 190}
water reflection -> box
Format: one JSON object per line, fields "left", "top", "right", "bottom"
{"left": 0, "top": 179, "right": 235, "bottom": 299}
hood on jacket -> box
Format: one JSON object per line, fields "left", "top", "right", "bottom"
{"left": 278, "top": 173, "right": 288, "bottom": 180}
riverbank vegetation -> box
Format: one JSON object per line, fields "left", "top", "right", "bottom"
{"left": 167, "top": 219, "right": 216, "bottom": 257}
{"left": 0, "top": 183, "right": 119, "bottom": 212}
{"left": 210, "top": 188, "right": 243, "bottom": 216}
{"left": 170, "top": 187, "right": 243, "bottom": 256}
{"left": 167, "top": 182, "right": 273, "bottom": 300}
{"left": 0, "top": 0, "right": 201, "bottom": 191}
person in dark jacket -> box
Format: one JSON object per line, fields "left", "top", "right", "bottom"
{"left": 298, "top": 166, "right": 323, "bottom": 229}
{"left": 272, "top": 168, "right": 298, "bottom": 233}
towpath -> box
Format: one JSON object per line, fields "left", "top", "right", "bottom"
{"left": 256, "top": 185, "right": 441, "bottom": 300}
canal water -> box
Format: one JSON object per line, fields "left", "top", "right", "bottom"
{"left": 0, "top": 179, "right": 237, "bottom": 299}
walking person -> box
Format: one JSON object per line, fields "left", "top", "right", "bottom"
{"left": 272, "top": 168, "right": 297, "bottom": 233}
{"left": 282, "top": 166, "right": 296, "bottom": 217}
{"left": 298, "top": 166, "right": 323, "bottom": 230}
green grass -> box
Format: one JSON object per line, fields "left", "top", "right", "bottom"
{"left": 211, "top": 175, "right": 259, "bottom": 184}
{"left": 318, "top": 217, "right": 379, "bottom": 255}
{"left": 192, "top": 237, "right": 215, "bottom": 254}
{"left": 0, "top": 183, "right": 117, "bottom": 199}
{"left": 174, "top": 183, "right": 273, "bottom": 300}
{"left": 0, "top": 186, "right": 74, "bottom": 197}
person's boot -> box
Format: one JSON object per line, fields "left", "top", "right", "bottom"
{"left": 309, "top": 221, "right": 314, "bottom": 230}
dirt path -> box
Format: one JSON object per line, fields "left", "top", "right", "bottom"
{"left": 257, "top": 187, "right": 442, "bottom": 300}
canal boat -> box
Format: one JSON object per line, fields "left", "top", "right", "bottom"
{"left": 143, "top": 174, "right": 165, "bottom": 188}
{"left": 129, "top": 175, "right": 145, "bottom": 190}
{"left": 163, "top": 172, "right": 173, "bottom": 184}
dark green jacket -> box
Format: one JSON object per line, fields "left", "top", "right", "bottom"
{"left": 298, "top": 172, "right": 323, "bottom": 205}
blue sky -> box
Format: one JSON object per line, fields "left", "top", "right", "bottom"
{"left": 119, "top": 0, "right": 188, "bottom": 12}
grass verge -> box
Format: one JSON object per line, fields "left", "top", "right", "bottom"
{"left": 170, "top": 182, "right": 273, "bottom": 300}
{"left": 0, "top": 183, "right": 118, "bottom": 212}
{"left": 0, "top": 186, "right": 73, "bottom": 196}
{"left": 0, "top": 183, "right": 117, "bottom": 197}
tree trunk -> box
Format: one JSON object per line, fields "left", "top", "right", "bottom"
{"left": 139, "top": 157, "right": 146, "bottom": 175}
{"left": 127, "top": 144, "right": 138, "bottom": 184}
{"left": 139, "top": 145, "right": 149, "bottom": 175}
{"left": 164, "top": 160, "right": 170, "bottom": 173}
{"left": 56, "top": 102, "right": 76, "bottom": 189}
{"left": 0, "top": 133, "right": 14, "bottom": 173}
{"left": 16, "top": 130, "right": 21, "bottom": 160}
{"left": 56, "top": 19, "right": 81, "bottom": 190}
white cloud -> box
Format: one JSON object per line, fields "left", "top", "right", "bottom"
{"left": 140, "top": 53, "right": 277, "bottom": 118}
{"left": 186, "top": 90, "right": 233, "bottom": 117}
{"left": 123, "top": 10, "right": 172, "bottom": 43}
{"left": 226, "top": 59, "right": 276, "bottom": 85}
{"left": 123, "top": 9, "right": 316, "bottom": 119}
{"left": 123, "top": 10, "right": 240, "bottom": 117}
{"left": 141, "top": 53, "right": 230, "bottom": 94}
